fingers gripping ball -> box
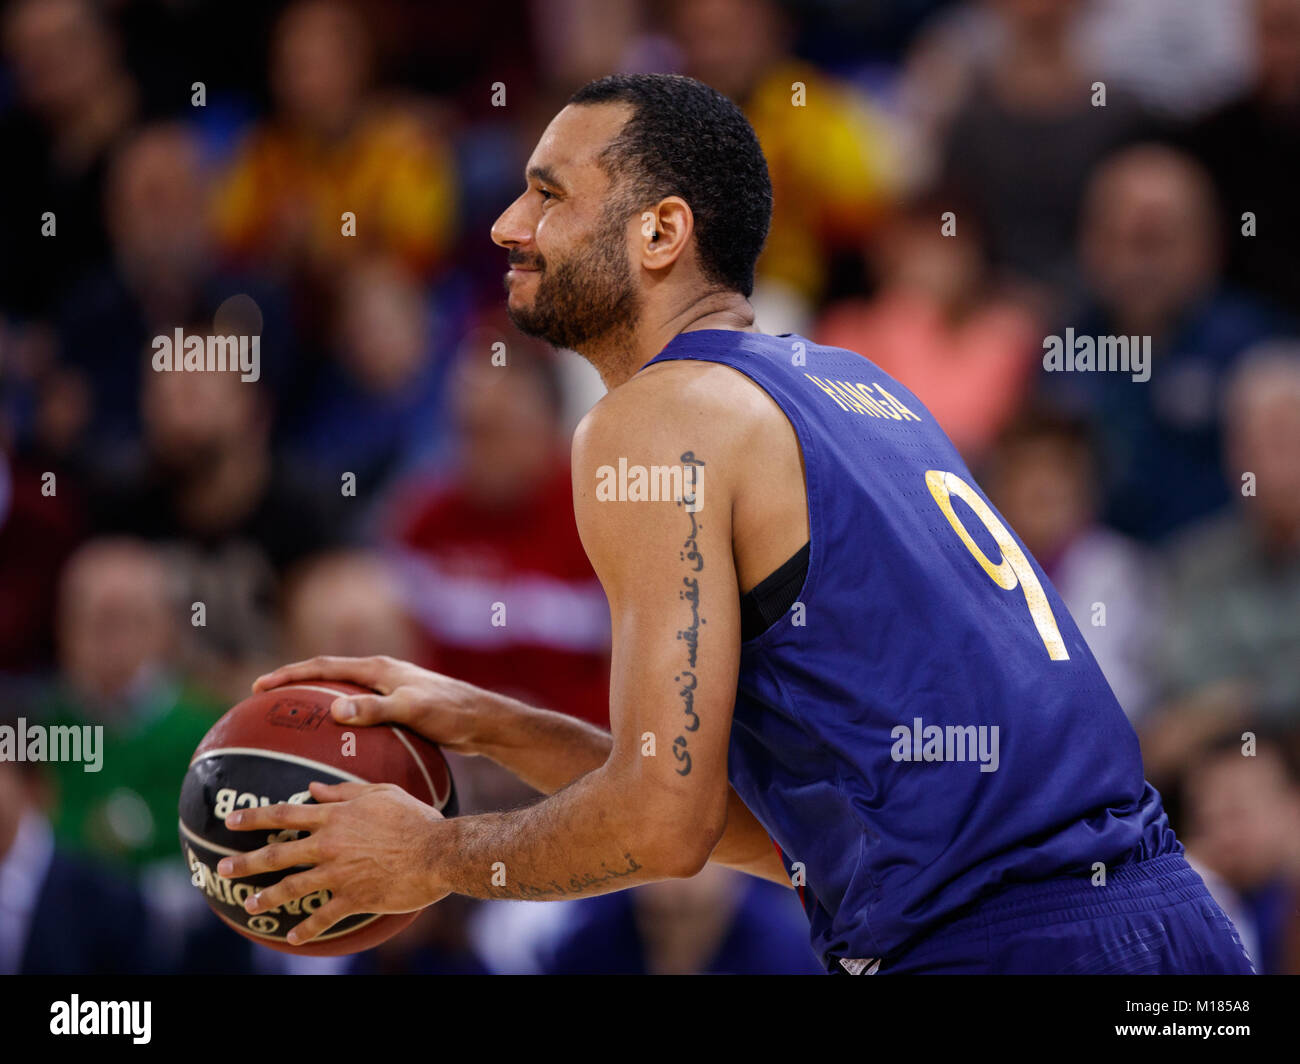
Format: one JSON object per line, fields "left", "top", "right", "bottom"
{"left": 178, "top": 682, "right": 457, "bottom": 955}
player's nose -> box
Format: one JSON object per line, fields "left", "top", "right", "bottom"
{"left": 490, "top": 194, "right": 534, "bottom": 250}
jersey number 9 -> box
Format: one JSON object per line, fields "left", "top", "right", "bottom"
{"left": 925, "top": 469, "right": 1069, "bottom": 661}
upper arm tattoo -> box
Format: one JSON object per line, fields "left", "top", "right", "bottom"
{"left": 672, "top": 451, "right": 707, "bottom": 777}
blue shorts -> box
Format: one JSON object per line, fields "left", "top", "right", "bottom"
{"left": 876, "top": 854, "right": 1256, "bottom": 975}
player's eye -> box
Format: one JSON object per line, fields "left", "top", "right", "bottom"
{"left": 537, "top": 187, "right": 556, "bottom": 202}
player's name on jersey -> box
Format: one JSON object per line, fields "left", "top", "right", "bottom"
{"left": 803, "top": 374, "right": 923, "bottom": 421}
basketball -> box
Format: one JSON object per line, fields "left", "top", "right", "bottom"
{"left": 178, "top": 681, "right": 457, "bottom": 956}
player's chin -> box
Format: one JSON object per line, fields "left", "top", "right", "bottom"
{"left": 505, "top": 284, "right": 538, "bottom": 313}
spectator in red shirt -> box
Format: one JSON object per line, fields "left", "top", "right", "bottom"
{"left": 383, "top": 335, "right": 611, "bottom": 728}
{"left": 815, "top": 191, "right": 1041, "bottom": 464}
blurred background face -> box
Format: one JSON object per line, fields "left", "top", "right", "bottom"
{"left": 141, "top": 367, "right": 262, "bottom": 472}
{"left": 1256, "top": 0, "right": 1300, "bottom": 103}
{"left": 990, "top": 0, "right": 1080, "bottom": 40}
{"left": 1226, "top": 357, "right": 1300, "bottom": 532}
{"left": 107, "top": 126, "right": 210, "bottom": 282}
{"left": 338, "top": 259, "right": 430, "bottom": 393}
{"left": 876, "top": 214, "right": 982, "bottom": 308}
{"left": 58, "top": 540, "right": 175, "bottom": 702}
{"left": 1082, "top": 149, "right": 1219, "bottom": 328}
{"left": 3, "top": 0, "right": 115, "bottom": 121}
{"left": 1186, "top": 747, "right": 1300, "bottom": 890}
{"left": 283, "top": 553, "right": 417, "bottom": 661}
{"left": 988, "top": 435, "right": 1095, "bottom": 558}
{"left": 451, "top": 351, "right": 560, "bottom": 507}
{"left": 272, "top": 0, "right": 368, "bottom": 131}
{"left": 669, "top": 0, "right": 782, "bottom": 101}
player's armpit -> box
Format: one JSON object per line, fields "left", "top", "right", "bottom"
{"left": 570, "top": 387, "right": 741, "bottom": 875}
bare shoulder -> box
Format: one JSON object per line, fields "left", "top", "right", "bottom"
{"left": 573, "top": 352, "right": 783, "bottom": 463}
{"left": 570, "top": 346, "right": 807, "bottom": 592}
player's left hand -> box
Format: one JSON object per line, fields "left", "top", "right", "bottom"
{"left": 218, "top": 780, "right": 450, "bottom": 945}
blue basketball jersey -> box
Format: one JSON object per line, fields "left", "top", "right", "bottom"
{"left": 646, "top": 329, "right": 1178, "bottom": 971}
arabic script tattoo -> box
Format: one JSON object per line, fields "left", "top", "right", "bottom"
{"left": 672, "top": 451, "right": 706, "bottom": 776}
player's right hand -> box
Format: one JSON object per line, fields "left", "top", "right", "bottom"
{"left": 252, "top": 656, "right": 492, "bottom": 755}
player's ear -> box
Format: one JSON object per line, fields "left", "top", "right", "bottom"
{"left": 639, "top": 197, "right": 692, "bottom": 272}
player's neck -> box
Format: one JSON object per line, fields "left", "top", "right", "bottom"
{"left": 586, "top": 290, "right": 759, "bottom": 390}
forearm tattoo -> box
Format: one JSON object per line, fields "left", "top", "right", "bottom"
{"left": 493, "top": 852, "right": 643, "bottom": 899}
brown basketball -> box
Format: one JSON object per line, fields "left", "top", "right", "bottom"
{"left": 178, "top": 681, "right": 457, "bottom": 956}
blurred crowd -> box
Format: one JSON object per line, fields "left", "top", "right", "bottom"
{"left": 0, "top": 0, "right": 1297, "bottom": 976}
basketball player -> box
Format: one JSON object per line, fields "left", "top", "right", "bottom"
{"left": 224, "top": 74, "right": 1254, "bottom": 974}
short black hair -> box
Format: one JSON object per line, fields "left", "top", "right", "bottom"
{"left": 568, "top": 73, "right": 772, "bottom": 298}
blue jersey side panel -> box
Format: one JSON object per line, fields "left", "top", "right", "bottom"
{"left": 647, "top": 330, "right": 1177, "bottom": 967}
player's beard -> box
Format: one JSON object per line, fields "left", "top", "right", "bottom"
{"left": 506, "top": 204, "right": 642, "bottom": 352}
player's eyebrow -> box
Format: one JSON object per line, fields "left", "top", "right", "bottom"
{"left": 526, "top": 165, "right": 566, "bottom": 192}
